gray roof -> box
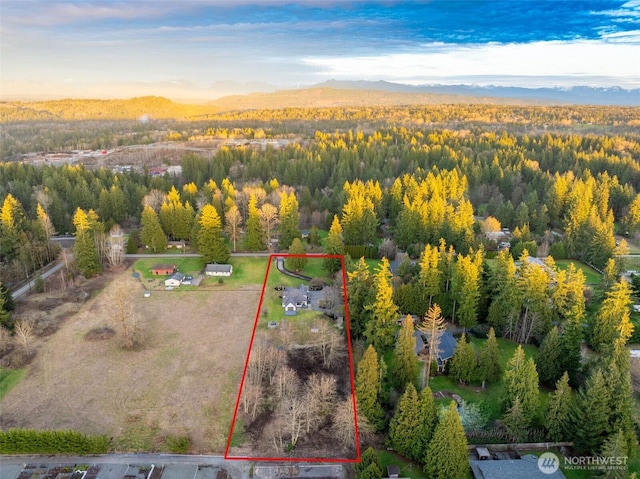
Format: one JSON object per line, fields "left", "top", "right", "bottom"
{"left": 422, "top": 330, "right": 457, "bottom": 362}
{"left": 205, "top": 263, "right": 232, "bottom": 273}
{"left": 168, "top": 272, "right": 185, "bottom": 282}
{"left": 282, "top": 284, "right": 308, "bottom": 306}
{"left": 470, "top": 455, "right": 566, "bottom": 479}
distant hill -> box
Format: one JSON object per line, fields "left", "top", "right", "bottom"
{"left": 0, "top": 96, "right": 217, "bottom": 122}
{"left": 208, "top": 86, "right": 548, "bottom": 111}
{"left": 312, "top": 80, "right": 640, "bottom": 106}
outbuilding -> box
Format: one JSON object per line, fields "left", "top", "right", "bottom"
{"left": 204, "top": 264, "right": 233, "bottom": 277}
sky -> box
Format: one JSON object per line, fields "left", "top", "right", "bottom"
{"left": 1, "top": 0, "right": 640, "bottom": 100}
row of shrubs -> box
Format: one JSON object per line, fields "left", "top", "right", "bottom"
{"left": 344, "top": 245, "right": 379, "bottom": 259}
{"left": 0, "top": 429, "right": 109, "bottom": 454}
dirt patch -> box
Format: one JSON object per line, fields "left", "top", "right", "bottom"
{"left": 0, "top": 267, "right": 261, "bottom": 453}
{"left": 84, "top": 327, "right": 116, "bottom": 341}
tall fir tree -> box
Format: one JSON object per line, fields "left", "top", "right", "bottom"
{"left": 391, "top": 316, "right": 418, "bottom": 389}
{"left": 599, "top": 430, "right": 629, "bottom": 479}
{"left": 448, "top": 333, "right": 477, "bottom": 384}
{"left": 502, "top": 396, "right": 527, "bottom": 442}
{"left": 140, "top": 205, "right": 167, "bottom": 253}
{"left": 591, "top": 279, "right": 632, "bottom": 353}
{"left": 323, "top": 215, "right": 345, "bottom": 274}
{"left": 355, "top": 345, "right": 385, "bottom": 431}
{"left": 245, "top": 194, "right": 266, "bottom": 252}
{"left": 486, "top": 249, "right": 521, "bottom": 337}
{"left": 346, "top": 257, "right": 373, "bottom": 339}
{"left": 424, "top": 401, "right": 469, "bottom": 479}
{"left": 503, "top": 345, "right": 540, "bottom": 424}
{"left": 387, "top": 383, "right": 422, "bottom": 461}
{"left": 417, "top": 386, "right": 438, "bottom": 459}
{"left": 365, "top": 257, "right": 399, "bottom": 352}
{"left": 417, "top": 243, "right": 443, "bottom": 313}
{"left": 478, "top": 327, "right": 501, "bottom": 389}
{"left": 356, "top": 447, "right": 383, "bottom": 477}
{"left": 285, "top": 238, "right": 307, "bottom": 271}
{"left": 571, "top": 369, "right": 611, "bottom": 454}
{"left": 278, "top": 192, "right": 300, "bottom": 250}
{"left": 451, "top": 250, "right": 482, "bottom": 329}
{"left": 535, "top": 326, "right": 563, "bottom": 386}
{"left": 72, "top": 208, "right": 101, "bottom": 278}
{"left": 559, "top": 306, "right": 584, "bottom": 386}
{"left": 546, "top": 372, "right": 573, "bottom": 442}
{"left": 197, "top": 204, "right": 230, "bottom": 264}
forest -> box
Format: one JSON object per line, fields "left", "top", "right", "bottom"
{"left": 1, "top": 102, "right": 640, "bottom": 476}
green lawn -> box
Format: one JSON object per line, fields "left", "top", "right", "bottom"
{"left": 0, "top": 368, "right": 26, "bottom": 401}
{"left": 554, "top": 259, "right": 602, "bottom": 285}
{"left": 376, "top": 450, "right": 428, "bottom": 479}
{"left": 133, "top": 257, "right": 204, "bottom": 280}
{"left": 200, "top": 256, "right": 269, "bottom": 288}
{"left": 428, "top": 337, "right": 543, "bottom": 423}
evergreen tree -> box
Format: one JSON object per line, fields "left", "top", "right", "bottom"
{"left": 536, "top": 326, "right": 563, "bottom": 385}
{"left": 559, "top": 306, "right": 584, "bottom": 386}
{"left": 599, "top": 430, "right": 629, "bottom": 479}
{"left": 424, "top": 401, "right": 469, "bottom": 479}
{"left": 591, "top": 279, "right": 632, "bottom": 353}
{"left": 0, "top": 286, "right": 11, "bottom": 329}
{"left": 197, "top": 204, "right": 230, "bottom": 264}
{"left": 602, "top": 341, "right": 636, "bottom": 455}
{"left": 356, "top": 447, "right": 383, "bottom": 477}
{"left": 572, "top": 369, "right": 611, "bottom": 454}
{"left": 388, "top": 383, "right": 422, "bottom": 461}
{"left": 324, "top": 215, "right": 345, "bottom": 274}
{"left": 140, "top": 206, "right": 167, "bottom": 253}
{"left": 365, "top": 257, "right": 399, "bottom": 352}
{"left": 285, "top": 238, "right": 307, "bottom": 271}
{"left": 546, "top": 372, "right": 573, "bottom": 442}
{"left": 417, "top": 244, "right": 443, "bottom": 313}
{"left": 502, "top": 396, "right": 527, "bottom": 442}
{"left": 308, "top": 225, "right": 320, "bottom": 246}
{"left": 278, "top": 192, "right": 300, "bottom": 250}
{"left": 451, "top": 250, "right": 482, "bottom": 329}
{"left": 391, "top": 316, "right": 418, "bottom": 389}
{"left": 355, "top": 345, "right": 385, "bottom": 431}
{"left": 478, "top": 327, "right": 501, "bottom": 389}
{"left": 245, "top": 194, "right": 265, "bottom": 251}
{"left": 503, "top": 345, "right": 540, "bottom": 424}
{"left": 487, "top": 249, "right": 521, "bottom": 338}
{"left": 358, "top": 464, "right": 382, "bottom": 479}
{"left": 448, "top": 333, "right": 477, "bottom": 384}
{"left": 417, "top": 386, "right": 437, "bottom": 458}
{"left": 346, "top": 257, "right": 373, "bottom": 339}
{"left": 73, "top": 208, "right": 101, "bottom": 278}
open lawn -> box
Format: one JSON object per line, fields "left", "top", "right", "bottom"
{"left": 133, "top": 257, "right": 204, "bottom": 280}
{"left": 0, "top": 267, "right": 261, "bottom": 453}
{"left": 199, "top": 256, "right": 269, "bottom": 288}
{"left": 0, "top": 368, "right": 26, "bottom": 401}
{"left": 554, "top": 259, "right": 602, "bottom": 285}
{"left": 428, "top": 338, "right": 544, "bottom": 423}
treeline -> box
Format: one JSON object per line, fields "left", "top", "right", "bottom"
{"left": 0, "top": 428, "right": 109, "bottom": 454}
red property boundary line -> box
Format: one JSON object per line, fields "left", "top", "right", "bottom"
{"left": 224, "top": 254, "right": 361, "bottom": 463}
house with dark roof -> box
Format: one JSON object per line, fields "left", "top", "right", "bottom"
{"left": 152, "top": 263, "right": 176, "bottom": 275}
{"left": 470, "top": 454, "right": 566, "bottom": 479}
{"left": 418, "top": 330, "right": 458, "bottom": 372}
{"left": 282, "top": 284, "right": 309, "bottom": 316}
{"left": 204, "top": 263, "right": 233, "bottom": 277}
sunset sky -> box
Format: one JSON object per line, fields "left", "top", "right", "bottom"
{"left": 1, "top": 0, "right": 639, "bottom": 100}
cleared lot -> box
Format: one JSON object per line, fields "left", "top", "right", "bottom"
{"left": 0, "top": 268, "right": 261, "bottom": 453}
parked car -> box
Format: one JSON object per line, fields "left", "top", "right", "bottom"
{"left": 274, "top": 285, "right": 285, "bottom": 291}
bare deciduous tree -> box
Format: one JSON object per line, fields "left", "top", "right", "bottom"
{"left": 13, "top": 319, "right": 35, "bottom": 352}
{"left": 259, "top": 203, "right": 279, "bottom": 245}
{"left": 142, "top": 189, "right": 167, "bottom": 213}
{"left": 314, "top": 319, "right": 346, "bottom": 368}
{"left": 0, "top": 326, "right": 13, "bottom": 354}
{"left": 225, "top": 205, "right": 242, "bottom": 252}
{"left": 303, "top": 373, "right": 337, "bottom": 432}
{"left": 111, "top": 284, "right": 141, "bottom": 349}
{"left": 106, "top": 225, "right": 125, "bottom": 267}
{"left": 242, "top": 382, "right": 263, "bottom": 418}
{"left": 273, "top": 366, "right": 300, "bottom": 400}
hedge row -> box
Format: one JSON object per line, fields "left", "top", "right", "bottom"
{"left": 0, "top": 429, "right": 109, "bottom": 454}
{"left": 344, "top": 245, "right": 379, "bottom": 259}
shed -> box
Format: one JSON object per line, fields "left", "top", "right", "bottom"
{"left": 476, "top": 447, "right": 491, "bottom": 460}
{"left": 204, "top": 263, "right": 233, "bottom": 277}
{"left": 152, "top": 264, "right": 176, "bottom": 275}
{"left": 387, "top": 466, "right": 400, "bottom": 478}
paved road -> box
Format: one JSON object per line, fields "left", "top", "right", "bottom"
{"left": 11, "top": 261, "right": 65, "bottom": 299}
{"left": 0, "top": 454, "right": 251, "bottom": 479}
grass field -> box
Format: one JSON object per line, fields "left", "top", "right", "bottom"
{"left": 133, "top": 257, "right": 204, "bottom": 279}
{"left": 0, "top": 267, "right": 261, "bottom": 453}
{"left": 0, "top": 368, "right": 26, "bottom": 401}
{"left": 554, "top": 259, "right": 602, "bottom": 285}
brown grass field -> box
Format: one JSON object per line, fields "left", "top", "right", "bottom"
{"left": 0, "top": 268, "right": 262, "bottom": 453}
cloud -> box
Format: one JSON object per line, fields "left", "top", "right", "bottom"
{"left": 302, "top": 40, "right": 640, "bottom": 87}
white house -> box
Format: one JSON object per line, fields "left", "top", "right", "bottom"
{"left": 204, "top": 264, "right": 233, "bottom": 277}
{"left": 164, "top": 272, "right": 185, "bottom": 287}
{"left": 282, "top": 285, "right": 309, "bottom": 316}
